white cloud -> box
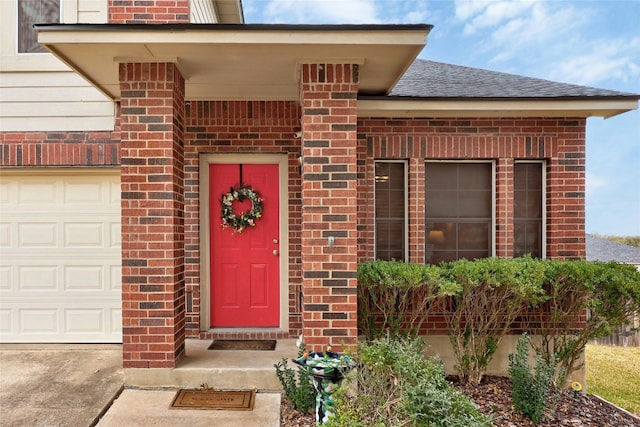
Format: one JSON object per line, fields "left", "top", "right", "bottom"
{"left": 548, "top": 37, "right": 640, "bottom": 86}
{"left": 249, "top": 0, "right": 434, "bottom": 25}
{"left": 458, "top": 0, "right": 536, "bottom": 35}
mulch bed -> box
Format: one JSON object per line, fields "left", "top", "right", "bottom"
{"left": 280, "top": 375, "right": 640, "bottom": 426}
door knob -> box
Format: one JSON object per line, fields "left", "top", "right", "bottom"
{"left": 273, "top": 250, "right": 279, "bottom": 256}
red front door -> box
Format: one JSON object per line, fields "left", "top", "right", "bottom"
{"left": 209, "top": 163, "right": 280, "bottom": 327}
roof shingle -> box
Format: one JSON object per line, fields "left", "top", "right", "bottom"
{"left": 586, "top": 234, "right": 640, "bottom": 264}
{"left": 387, "top": 59, "right": 638, "bottom": 99}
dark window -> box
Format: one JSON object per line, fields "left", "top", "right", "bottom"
{"left": 18, "top": 0, "right": 60, "bottom": 53}
{"left": 514, "top": 162, "right": 543, "bottom": 258}
{"left": 374, "top": 162, "right": 406, "bottom": 261}
{"left": 425, "top": 162, "right": 492, "bottom": 263}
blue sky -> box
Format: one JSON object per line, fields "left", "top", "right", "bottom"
{"left": 244, "top": 0, "right": 640, "bottom": 236}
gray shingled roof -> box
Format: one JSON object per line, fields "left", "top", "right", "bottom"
{"left": 586, "top": 234, "right": 640, "bottom": 264}
{"left": 385, "top": 59, "right": 639, "bottom": 99}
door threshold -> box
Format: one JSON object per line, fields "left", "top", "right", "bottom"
{"left": 199, "top": 328, "right": 291, "bottom": 341}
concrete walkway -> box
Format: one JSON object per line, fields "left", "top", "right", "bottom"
{"left": 0, "top": 343, "right": 283, "bottom": 426}
{"left": 97, "top": 389, "right": 280, "bottom": 426}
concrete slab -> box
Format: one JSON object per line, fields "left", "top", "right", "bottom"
{"left": 0, "top": 340, "right": 287, "bottom": 426}
{"left": 0, "top": 344, "right": 123, "bottom": 427}
{"left": 97, "top": 389, "right": 281, "bottom": 427}
{"left": 125, "top": 338, "right": 297, "bottom": 390}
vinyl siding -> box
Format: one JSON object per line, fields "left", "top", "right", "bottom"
{"left": 0, "top": 0, "right": 114, "bottom": 132}
{"left": 191, "top": 0, "right": 218, "bottom": 23}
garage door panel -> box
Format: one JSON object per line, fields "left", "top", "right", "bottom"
{"left": 0, "top": 266, "right": 11, "bottom": 290}
{"left": 65, "top": 309, "right": 105, "bottom": 333}
{"left": 1, "top": 300, "right": 121, "bottom": 343}
{"left": 18, "top": 265, "right": 59, "bottom": 290}
{"left": 64, "top": 222, "right": 104, "bottom": 247}
{"left": 0, "top": 310, "right": 11, "bottom": 333}
{"left": 0, "top": 223, "right": 9, "bottom": 247}
{"left": 0, "top": 171, "right": 121, "bottom": 343}
{"left": 18, "top": 181, "right": 57, "bottom": 204}
{"left": 110, "top": 265, "right": 122, "bottom": 291}
{"left": 110, "top": 221, "right": 121, "bottom": 247}
{"left": 19, "top": 223, "right": 57, "bottom": 247}
{"left": 20, "top": 309, "right": 58, "bottom": 334}
{"left": 64, "top": 181, "right": 107, "bottom": 204}
{"left": 64, "top": 265, "right": 105, "bottom": 290}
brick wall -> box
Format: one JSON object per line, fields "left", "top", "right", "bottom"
{"left": 108, "top": 0, "right": 189, "bottom": 24}
{"left": 119, "top": 62, "right": 186, "bottom": 368}
{"left": 0, "top": 131, "right": 120, "bottom": 166}
{"left": 357, "top": 117, "right": 587, "bottom": 262}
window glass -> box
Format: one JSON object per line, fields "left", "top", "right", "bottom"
{"left": 426, "top": 162, "right": 492, "bottom": 263}
{"left": 18, "top": 0, "right": 60, "bottom": 53}
{"left": 374, "top": 162, "right": 406, "bottom": 261}
{"left": 514, "top": 163, "right": 543, "bottom": 257}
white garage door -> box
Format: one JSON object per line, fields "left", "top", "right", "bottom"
{"left": 0, "top": 169, "right": 122, "bottom": 343}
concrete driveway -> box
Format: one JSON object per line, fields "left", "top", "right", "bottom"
{"left": 0, "top": 344, "right": 123, "bottom": 427}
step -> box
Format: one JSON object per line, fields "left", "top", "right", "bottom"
{"left": 124, "top": 339, "right": 298, "bottom": 391}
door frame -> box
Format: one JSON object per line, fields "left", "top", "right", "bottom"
{"left": 199, "top": 153, "right": 289, "bottom": 332}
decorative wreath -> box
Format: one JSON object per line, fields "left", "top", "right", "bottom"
{"left": 220, "top": 185, "right": 263, "bottom": 233}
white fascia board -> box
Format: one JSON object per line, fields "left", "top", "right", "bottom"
{"left": 37, "top": 28, "right": 428, "bottom": 47}
{"left": 357, "top": 99, "right": 639, "bottom": 119}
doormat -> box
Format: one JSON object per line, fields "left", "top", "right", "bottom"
{"left": 208, "top": 339, "right": 276, "bottom": 351}
{"left": 170, "top": 389, "right": 256, "bottom": 411}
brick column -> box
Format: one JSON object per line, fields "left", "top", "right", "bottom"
{"left": 119, "top": 62, "right": 186, "bottom": 368}
{"left": 496, "top": 158, "right": 514, "bottom": 257}
{"left": 299, "top": 63, "right": 359, "bottom": 352}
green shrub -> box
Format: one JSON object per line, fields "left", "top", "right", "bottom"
{"left": 527, "top": 260, "right": 640, "bottom": 382}
{"left": 357, "top": 260, "right": 458, "bottom": 341}
{"left": 274, "top": 342, "right": 315, "bottom": 413}
{"left": 444, "top": 256, "right": 547, "bottom": 384}
{"left": 508, "top": 334, "right": 558, "bottom": 424}
{"left": 327, "top": 336, "right": 491, "bottom": 427}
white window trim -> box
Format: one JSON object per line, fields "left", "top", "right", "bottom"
{"left": 514, "top": 160, "right": 547, "bottom": 259}
{"left": 425, "top": 160, "right": 496, "bottom": 259}
{"left": 1, "top": 0, "right": 75, "bottom": 71}
{"left": 373, "top": 160, "right": 409, "bottom": 262}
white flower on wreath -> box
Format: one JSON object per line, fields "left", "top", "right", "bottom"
{"left": 220, "top": 185, "right": 263, "bottom": 233}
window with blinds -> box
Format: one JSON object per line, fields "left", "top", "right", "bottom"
{"left": 374, "top": 161, "right": 407, "bottom": 261}
{"left": 425, "top": 162, "right": 493, "bottom": 263}
{"left": 514, "top": 162, "right": 544, "bottom": 258}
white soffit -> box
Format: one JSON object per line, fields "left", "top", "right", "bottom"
{"left": 357, "top": 99, "right": 640, "bottom": 119}
{"left": 36, "top": 24, "right": 431, "bottom": 101}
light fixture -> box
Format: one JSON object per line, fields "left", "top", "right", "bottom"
{"left": 427, "top": 230, "right": 445, "bottom": 244}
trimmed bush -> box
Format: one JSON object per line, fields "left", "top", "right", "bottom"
{"left": 357, "top": 260, "right": 458, "bottom": 340}
{"left": 444, "top": 256, "right": 547, "bottom": 385}
{"left": 356, "top": 257, "right": 640, "bottom": 388}
{"left": 527, "top": 260, "right": 640, "bottom": 382}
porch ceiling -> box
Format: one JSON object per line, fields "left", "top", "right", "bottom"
{"left": 35, "top": 24, "right": 432, "bottom": 101}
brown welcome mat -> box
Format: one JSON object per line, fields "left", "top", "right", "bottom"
{"left": 170, "top": 389, "right": 256, "bottom": 410}
{"left": 208, "top": 339, "right": 276, "bottom": 351}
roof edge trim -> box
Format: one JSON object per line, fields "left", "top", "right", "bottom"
{"left": 34, "top": 23, "right": 434, "bottom": 32}
{"left": 357, "top": 99, "right": 639, "bottom": 119}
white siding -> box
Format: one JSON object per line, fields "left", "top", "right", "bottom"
{"left": 0, "top": 0, "right": 114, "bottom": 132}
{"left": 191, "top": 0, "right": 218, "bottom": 23}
